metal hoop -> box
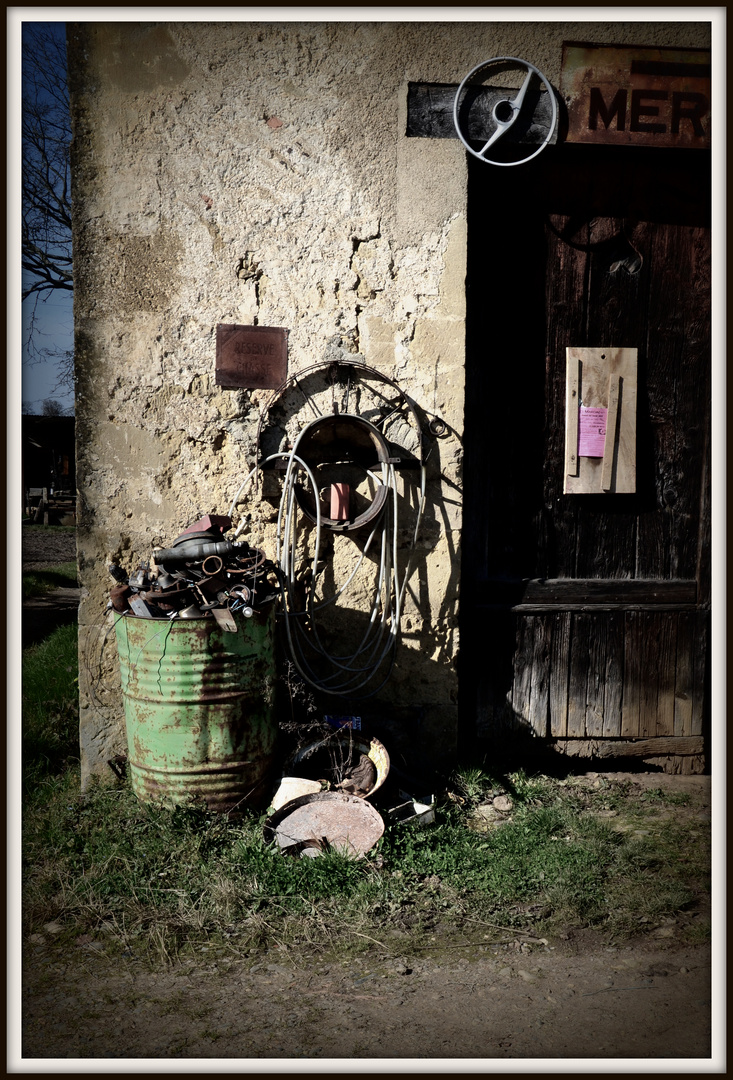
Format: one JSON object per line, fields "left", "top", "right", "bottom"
{"left": 255, "top": 359, "right": 425, "bottom": 467}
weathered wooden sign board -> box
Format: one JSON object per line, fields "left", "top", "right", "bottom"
{"left": 215, "top": 324, "right": 288, "bottom": 389}
{"left": 406, "top": 82, "right": 558, "bottom": 145}
{"left": 561, "top": 42, "right": 711, "bottom": 149}
{"left": 564, "top": 347, "right": 637, "bottom": 494}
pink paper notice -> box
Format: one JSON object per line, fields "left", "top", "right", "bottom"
{"left": 578, "top": 406, "right": 608, "bottom": 457}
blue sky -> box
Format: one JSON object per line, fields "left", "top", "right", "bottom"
{"left": 22, "top": 291, "right": 75, "bottom": 414}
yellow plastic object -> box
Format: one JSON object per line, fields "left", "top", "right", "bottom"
{"left": 288, "top": 731, "right": 390, "bottom": 799}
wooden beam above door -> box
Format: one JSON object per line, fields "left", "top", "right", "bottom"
{"left": 406, "top": 82, "right": 558, "bottom": 145}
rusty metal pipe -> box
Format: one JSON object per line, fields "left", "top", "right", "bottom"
{"left": 202, "top": 555, "right": 224, "bottom": 576}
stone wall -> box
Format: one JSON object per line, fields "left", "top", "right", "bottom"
{"left": 68, "top": 20, "right": 711, "bottom": 786}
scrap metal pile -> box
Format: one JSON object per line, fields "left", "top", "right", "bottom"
{"left": 107, "top": 514, "right": 281, "bottom": 629}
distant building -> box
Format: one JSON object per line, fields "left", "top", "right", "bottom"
{"left": 23, "top": 414, "right": 76, "bottom": 516}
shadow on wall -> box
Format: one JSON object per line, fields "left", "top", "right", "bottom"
{"left": 83, "top": 408, "right": 464, "bottom": 788}
{"left": 245, "top": 390, "right": 461, "bottom": 778}
{"left": 269, "top": 460, "right": 462, "bottom": 778}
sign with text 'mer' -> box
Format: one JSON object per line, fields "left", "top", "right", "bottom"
{"left": 561, "top": 42, "right": 711, "bottom": 149}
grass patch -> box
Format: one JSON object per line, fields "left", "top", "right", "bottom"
{"left": 23, "top": 623, "right": 79, "bottom": 786}
{"left": 22, "top": 766, "right": 711, "bottom": 967}
{"left": 22, "top": 622, "right": 710, "bottom": 969}
{"left": 23, "top": 561, "right": 78, "bottom": 599}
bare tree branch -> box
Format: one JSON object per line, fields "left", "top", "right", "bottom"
{"left": 22, "top": 22, "right": 74, "bottom": 386}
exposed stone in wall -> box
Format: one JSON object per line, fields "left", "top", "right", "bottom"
{"left": 68, "top": 20, "right": 711, "bottom": 786}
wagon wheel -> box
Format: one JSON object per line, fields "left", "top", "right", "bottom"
{"left": 255, "top": 359, "right": 425, "bottom": 462}
{"left": 250, "top": 360, "right": 428, "bottom": 536}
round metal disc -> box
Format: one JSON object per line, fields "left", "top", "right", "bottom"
{"left": 263, "top": 791, "right": 384, "bottom": 858}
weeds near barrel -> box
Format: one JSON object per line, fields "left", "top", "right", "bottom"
{"left": 22, "top": 769, "right": 710, "bottom": 969}
{"left": 22, "top": 622, "right": 79, "bottom": 788}
{"left": 22, "top": 623, "right": 711, "bottom": 970}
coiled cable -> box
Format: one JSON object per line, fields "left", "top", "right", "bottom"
{"left": 229, "top": 444, "right": 426, "bottom": 698}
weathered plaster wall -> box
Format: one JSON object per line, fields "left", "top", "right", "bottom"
{"left": 69, "top": 20, "right": 711, "bottom": 786}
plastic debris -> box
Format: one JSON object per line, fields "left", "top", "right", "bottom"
{"left": 387, "top": 790, "right": 436, "bottom": 827}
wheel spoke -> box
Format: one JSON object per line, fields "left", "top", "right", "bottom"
{"left": 510, "top": 68, "right": 534, "bottom": 113}
{"left": 478, "top": 124, "right": 510, "bottom": 156}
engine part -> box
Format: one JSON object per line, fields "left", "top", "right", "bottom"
{"left": 178, "top": 603, "right": 206, "bottom": 619}
{"left": 110, "top": 584, "right": 132, "bottom": 612}
{"left": 155, "top": 572, "right": 178, "bottom": 590}
{"left": 107, "top": 518, "right": 281, "bottom": 625}
{"left": 143, "top": 581, "right": 193, "bottom": 612}
{"left": 128, "top": 566, "right": 150, "bottom": 590}
{"left": 153, "top": 537, "right": 242, "bottom": 564}
{"left": 201, "top": 554, "right": 224, "bottom": 576}
{"left": 228, "top": 584, "right": 252, "bottom": 603}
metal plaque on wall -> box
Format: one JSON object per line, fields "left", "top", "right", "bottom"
{"left": 215, "top": 324, "right": 288, "bottom": 389}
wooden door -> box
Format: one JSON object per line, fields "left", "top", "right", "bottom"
{"left": 459, "top": 144, "right": 710, "bottom": 772}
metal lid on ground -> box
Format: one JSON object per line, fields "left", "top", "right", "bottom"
{"left": 263, "top": 791, "right": 385, "bottom": 859}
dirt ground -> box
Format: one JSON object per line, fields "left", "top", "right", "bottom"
{"left": 19, "top": 935, "right": 712, "bottom": 1062}
{"left": 22, "top": 527, "right": 80, "bottom": 648}
{"left": 21, "top": 524, "right": 77, "bottom": 570}
{"left": 18, "top": 773, "right": 715, "bottom": 1066}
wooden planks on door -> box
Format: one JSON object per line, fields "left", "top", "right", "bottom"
{"left": 494, "top": 608, "right": 706, "bottom": 744}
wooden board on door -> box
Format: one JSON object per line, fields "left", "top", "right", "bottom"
{"left": 564, "top": 346, "right": 637, "bottom": 494}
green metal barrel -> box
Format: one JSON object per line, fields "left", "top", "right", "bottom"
{"left": 114, "top": 609, "right": 278, "bottom": 814}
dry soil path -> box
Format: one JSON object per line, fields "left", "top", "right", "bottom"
{"left": 20, "top": 934, "right": 711, "bottom": 1061}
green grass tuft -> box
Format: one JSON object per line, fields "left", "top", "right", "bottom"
{"left": 23, "top": 561, "right": 78, "bottom": 599}
{"left": 23, "top": 623, "right": 79, "bottom": 787}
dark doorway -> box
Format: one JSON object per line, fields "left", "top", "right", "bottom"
{"left": 459, "top": 144, "right": 710, "bottom": 768}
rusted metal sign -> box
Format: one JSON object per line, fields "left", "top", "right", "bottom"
{"left": 561, "top": 42, "right": 711, "bottom": 149}
{"left": 216, "top": 323, "right": 288, "bottom": 389}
